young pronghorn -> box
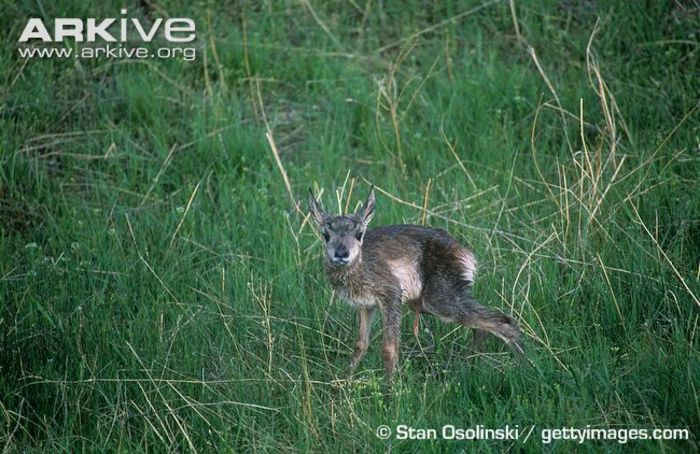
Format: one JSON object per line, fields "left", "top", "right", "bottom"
{"left": 309, "top": 187, "right": 524, "bottom": 378}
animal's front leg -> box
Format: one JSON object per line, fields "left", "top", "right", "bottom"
{"left": 349, "top": 306, "right": 376, "bottom": 373}
{"left": 380, "top": 301, "right": 401, "bottom": 378}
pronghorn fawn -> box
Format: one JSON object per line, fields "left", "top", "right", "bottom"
{"left": 309, "top": 187, "right": 524, "bottom": 379}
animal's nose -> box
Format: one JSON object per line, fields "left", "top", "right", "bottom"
{"left": 334, "top": 248, "right": 349, "bottom": 259}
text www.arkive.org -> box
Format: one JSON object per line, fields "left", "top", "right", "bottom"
{"left": 17, "top": 45, "right": 196, "bottom": 61}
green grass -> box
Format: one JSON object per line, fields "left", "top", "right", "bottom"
{"left": 1, "top": 0, "right": 698, "bottom": 451}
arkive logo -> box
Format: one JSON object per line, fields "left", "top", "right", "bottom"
{"left": 17, "top": 8, "right": 197, "bottom": 61}
{"left": 19, "top": 8, "right": 195, "bottom": 43}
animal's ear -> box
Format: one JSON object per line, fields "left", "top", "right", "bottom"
{"left": 360, "top": 186, "right": 375, "bottom": 227}
{"left": 308, "top": 188, "right": 327, "bottom": 227}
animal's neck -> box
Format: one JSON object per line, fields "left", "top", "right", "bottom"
{"left": 325, "top": 256, "right": 363, "bottom": 290}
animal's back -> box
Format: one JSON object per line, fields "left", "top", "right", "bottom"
{"left": 362, "top": 225, "right": 477, "bottom": 302}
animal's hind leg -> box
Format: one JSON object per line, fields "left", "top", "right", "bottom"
{"left": 424, "top": 292, "right": 524, "bottom": 356}
{"left": 471, "top": 329, "right": 488, "bottom": 353}
{"left": 407, "top": 299, "right": 436, "bottom": 351}
{"left": 407, "top": 300, "right": 421, "bottom": 338}
{"left": 460, "top": 303, "right": 524, "bottom": 356}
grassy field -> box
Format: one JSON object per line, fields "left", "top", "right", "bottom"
{"left": 1, "top": 0, "right": 698, "bottom": 451}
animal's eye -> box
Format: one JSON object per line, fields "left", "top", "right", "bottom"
{"left": 355, "top": 231, "right": 364, "bottom": 241}
{"left": 322, "top": 231, "right": 330, "bottom": 242}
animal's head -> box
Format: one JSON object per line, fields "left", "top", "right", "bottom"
{"left": 308, "top": 187, "right": 375, "bottom": 266}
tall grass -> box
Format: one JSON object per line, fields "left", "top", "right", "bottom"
{"left": 1, "top": 0, "right": 698, "bottom": 451}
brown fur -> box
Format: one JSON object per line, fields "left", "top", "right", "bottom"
{"left": 309, "top": 187, "right": 524, "bottom": 378}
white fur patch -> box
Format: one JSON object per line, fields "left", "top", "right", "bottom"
{"left": 458, "top": 250, "right": 477, "bottom": 282}
{"left": 335, "top": 288, "right": 377, "bottom": 308}
{"left": 388, "top": 260, "right": 423, "bottom": 302}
